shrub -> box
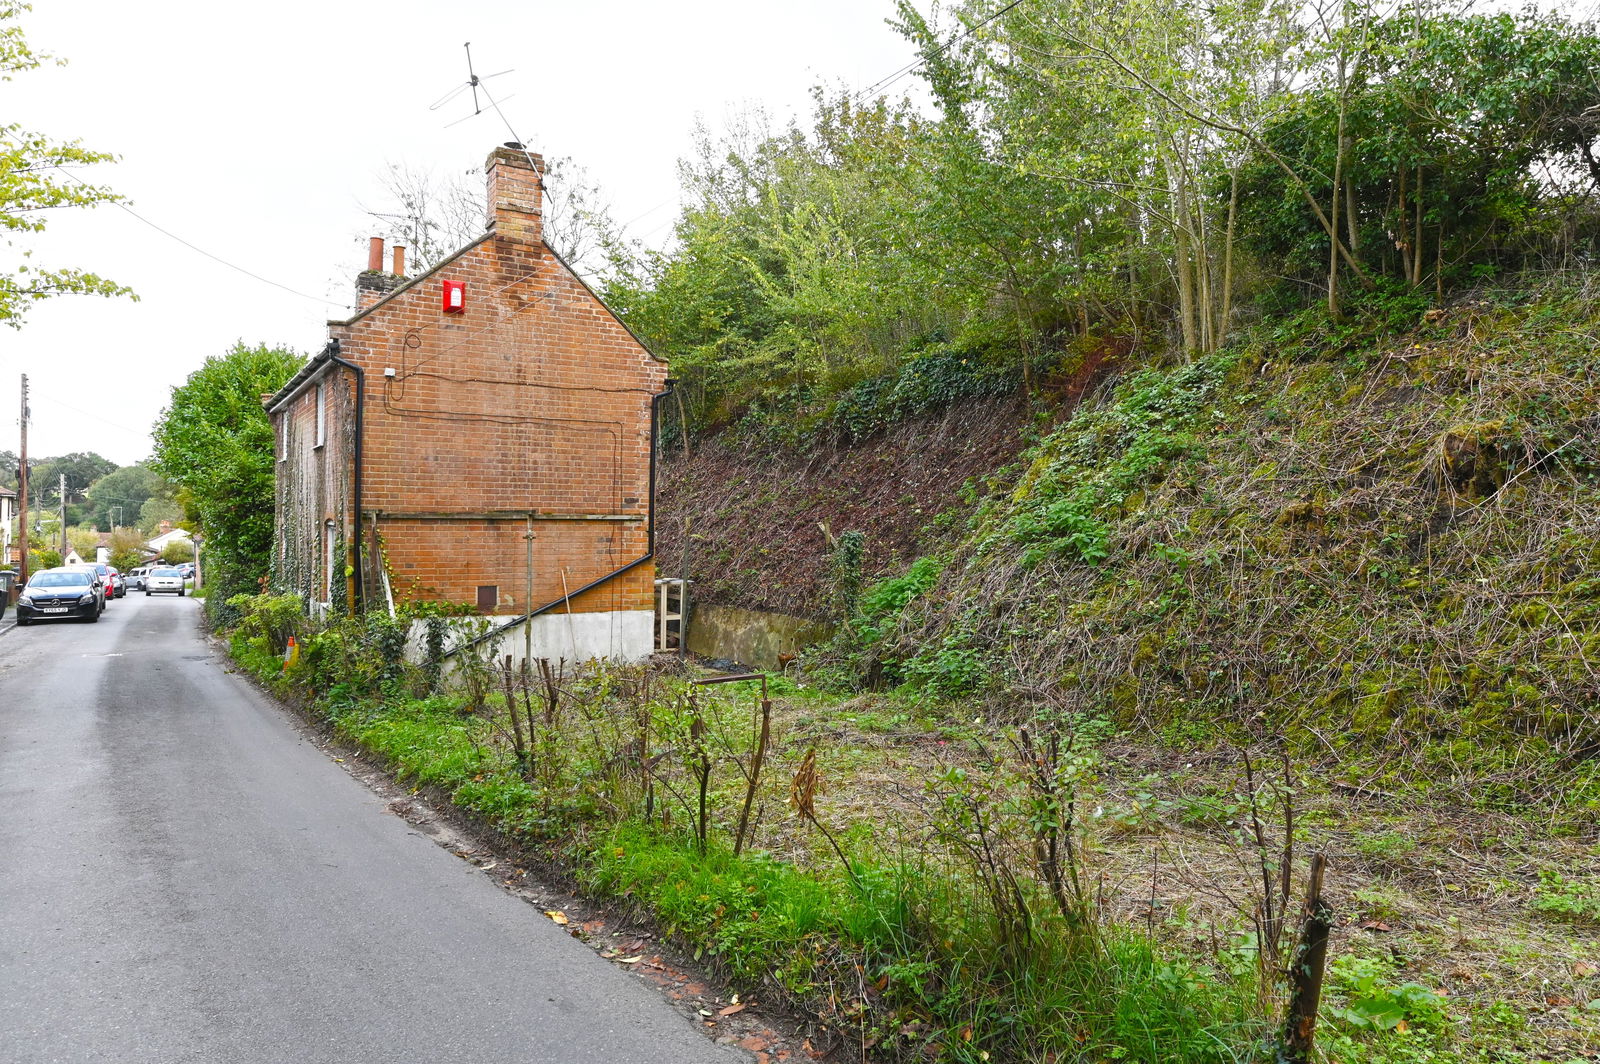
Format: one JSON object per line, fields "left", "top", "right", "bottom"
{"left": 225, "top": 591, "right": 303, "bottom": 655}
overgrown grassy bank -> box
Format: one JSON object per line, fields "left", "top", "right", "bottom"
{"left": 227, "top": 581, "right": 1598, "bottom": 1061}
{"left": 226, "top": 606, "right": 1282, "bottom": 1063}
{"left": 825, "top": 276, "right": 1600, "bottom": 821}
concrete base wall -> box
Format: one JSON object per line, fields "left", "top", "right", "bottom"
{"left": 684, "top": 603, "right": 834, "bottom": 672}
{"left": 411, "top": 610, "right": 656, "bottom": 672}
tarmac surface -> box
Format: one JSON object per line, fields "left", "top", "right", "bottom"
{"left": 0, "top": 593, "right": 742, "bottom": 1063}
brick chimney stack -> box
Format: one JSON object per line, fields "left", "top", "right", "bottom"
{"left": 357, "top": 236, "right": 403, "bottom": 312}
{"left": 485, "top": 142, "right": 543, "bottom": 245}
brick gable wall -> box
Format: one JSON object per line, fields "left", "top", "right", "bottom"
{"left": 330, "top": 230, "right": 665, "bottom": 616}
{"left": 272, "top": 147, "right": 666, "bottom": 631}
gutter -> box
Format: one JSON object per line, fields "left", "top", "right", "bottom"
{"left": 266, "top": 342, "right": 337, "bottom": 414}
{"left": 445, "top": 377, "right": 675, "bottom": 659}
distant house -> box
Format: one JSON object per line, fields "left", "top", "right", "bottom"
{"left": 265, "top": 144, "right": 670, "bottom": 664}
{"left": 0, "top": 485, "right": 14, "bottom": 566}
{"left": 146, "top": 525, "right": 192, "bottom": 557}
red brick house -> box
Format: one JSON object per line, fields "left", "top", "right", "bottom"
{"left": 266, "top": 144, "right": 671, "bottom": 662}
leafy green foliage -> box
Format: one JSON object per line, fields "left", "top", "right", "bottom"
{"left": 859, "top": 556, "right": 943, "bottom": 620}
{"left": 810, "top": 555, "right": 945, "bottom": 690}
{"left": 150, "top": 342, "right": 300, "bottom": 621}
{"left": 0, "top": 2, "right": 133, "bottom": 326}
{"left": 84, "top": 464, "right": 170, "bottom": 532}
{"left": 28, "top": 451, "right": 116, "bottom": 527}
{"left": 1530, "top": 870, "right": 1600, "bottom": 926}
{"left": 1329, "top": 956, "right": 1449, "bottom": 1032}
{"left": 106, "top": 527, "right": 145, "bottom": 572}
{"left": 226, "top": 591, "right": 304, "bottom": 655}
{"left": 1236, "top": 9, "right": 1600, "bottom": 285}
{"left": 609, "top": 0, "right": 1599, "bottom": 440}
{"left": 1000, "top": 354, "right": 1232, "bottom": 565}
{"left": 827, "top": 341, "right": 1018, "bottom": 442}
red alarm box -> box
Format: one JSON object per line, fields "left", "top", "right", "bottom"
{"left": 442, "top": 280, "right": 466, "bottom": 313}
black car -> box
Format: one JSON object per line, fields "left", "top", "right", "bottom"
{"left": 16, "top": 568, "right": 102, "bottom": 625}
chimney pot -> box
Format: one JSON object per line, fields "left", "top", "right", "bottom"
{"left": 392, "top": 245, "right": 406, "bottom": 277}
{"left": 367, "top": 236, "right": 384, "bottom": 273}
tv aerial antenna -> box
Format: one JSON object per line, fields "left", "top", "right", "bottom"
{"left": 429, "top": 42, "right": 515, "bottom": 129}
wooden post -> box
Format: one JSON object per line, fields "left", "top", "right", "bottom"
{"left": 732, "top": 694, "right": 771, "bottom": 856}
{"left": 689, "top": 689, "right": 708, "bottom": 853}
{"left": 1279, "top": 853, "right": 1332, "bottom": 1064}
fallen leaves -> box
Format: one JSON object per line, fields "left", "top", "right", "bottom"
{"left": 544, "top": 910, "right": 569, "bottom": 926}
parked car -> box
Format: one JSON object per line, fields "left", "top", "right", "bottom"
{"left": 106, "top": 566, "right": 125, "bottom": 598}
{"left": 61, "top": 564, "right": 108, "bottom": 611}
{"left": 146, "top": 567, "right": 185, "bottom": 596}
{"left": 127, "top": 567, "right": 149, "bottom": 591}
{"left": 16, "top": 568, "right": 101, "bottom": 625}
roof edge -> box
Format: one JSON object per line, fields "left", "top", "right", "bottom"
{"left": 265, "top": 343, "right": 342, "bottom": 414}
{"left": 330, "top": 232, "right": 494, "bottom": 329}
{"left": 541, "top": 239, "right": 668, "bottom": 367}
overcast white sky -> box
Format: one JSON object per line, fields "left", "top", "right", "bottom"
{"left": 4, "top": 1, "right": 927, "bottom": 466}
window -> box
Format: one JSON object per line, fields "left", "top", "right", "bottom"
{"left": 314, "top": 383, "right": 326, "bottom": 447}
{"left": 476, "top": 585, "right": 498, "bottom": 612}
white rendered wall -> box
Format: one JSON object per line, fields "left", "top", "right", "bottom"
{"left": 407, "top": 610, "right": 656, "bottom": 672}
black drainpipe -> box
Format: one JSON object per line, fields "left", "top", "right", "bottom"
{"left": 325, "top": 339, "right": 366, "bottom": 614}
{"left": 447, "top": 377, "right": 676, "bottom": 658}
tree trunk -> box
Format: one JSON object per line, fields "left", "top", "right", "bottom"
{"left": 1328, "top": 55, "right": 1349, "bottom": 319}
{"left": 1412, "top": 166, "right": 1425, "bottom": 288}
{"left": 1219, "top": 164, "right": 1240, "bottom": 348}
{"left": 1279, "top": 854, "right": 1332, "bottom": 1064}
{"left": 1397, "top": 167, "right": 1413, "bottom": 281}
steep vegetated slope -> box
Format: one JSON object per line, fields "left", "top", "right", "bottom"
{"left": 657, "top": 340, "right": 1126, "bottom": 617}
{"left": 822, "top": 279, "right": 1600, "bottom": 808}
{"left": 590, "top": 4, "right": 1600, "bottom": 1054}
{"left": 657, "top": 393, "right": 1033, "bottom": 616}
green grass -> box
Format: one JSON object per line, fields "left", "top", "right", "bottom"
{"left": 584, "top": 823, "right": 1265, "bottom": 1063}
{"left": 225, "top": 607, "right": 1272, "bottom": 1064}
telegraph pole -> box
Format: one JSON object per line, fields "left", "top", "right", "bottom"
{"left": 59, "top": 472, "right": 67, "bottom": 559}
{"left": 17, "top": 374, "right": 27, "bottom": 583}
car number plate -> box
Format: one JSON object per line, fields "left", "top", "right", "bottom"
{"left": 42, "top": 607, "right": 68, "bottom": 614}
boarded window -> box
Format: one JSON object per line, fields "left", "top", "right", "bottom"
{"left": 476, "top": 585, "right": 498, "bottom": 611}
{"left": 323, "top": 521, "right": 336, "bottom": 604}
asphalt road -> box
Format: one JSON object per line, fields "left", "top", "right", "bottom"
{"left": 0, "top": 593, "right": 740, "bottom": 1064}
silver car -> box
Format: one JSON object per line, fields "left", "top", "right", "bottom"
{"left": 145, "top": 567, "right": 186, "bottom": 596}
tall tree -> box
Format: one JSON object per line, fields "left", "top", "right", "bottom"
{"left": 150, "top": 342, "right": 300, "bottom": 614}
{"left": 84, "top": 463, "right": 168, "bottom": 530}
{"left": 0, "top": 1, "right": 133, "bottom": 326}
{"left": 30, "top": 451, "right": 116, "bottom": 526}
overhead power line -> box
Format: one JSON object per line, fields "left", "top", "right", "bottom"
{"left": 854, "top": 0, "right": 1034, "bottom": 104}
{"left": 52, "top": 166, "right": 343, "bottom": 309}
